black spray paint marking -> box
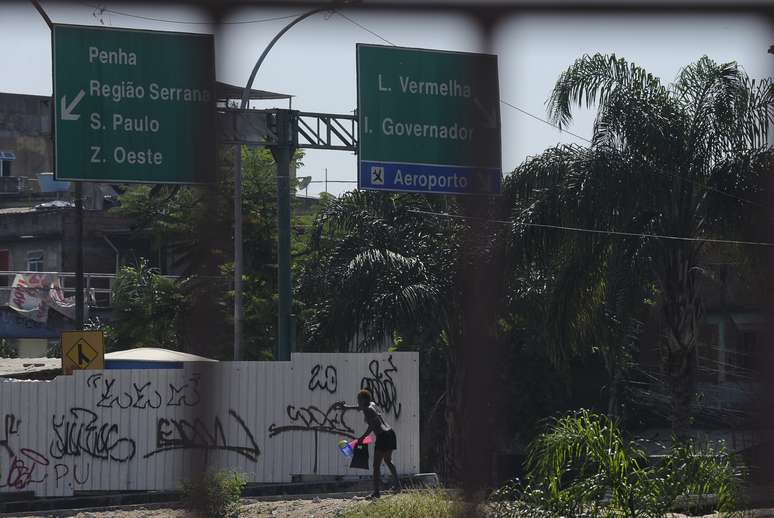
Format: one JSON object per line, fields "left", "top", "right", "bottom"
{"left": 0, "top": 448, "right": 49, "bottom": 490}
{"left": 268, "top": 403, "right": 355, "bottom": 439}
{"left": 0, "top": 414, "right": 21, "bottom": 457}
{"left": 268, "top": 403, "right": 355, "bottom": 475}
{"left": 87, "top": 373, "right": 201, "bottom": 409}
{"left": 49, "top": 407, "right": 136, "bottom": 462}
{"left": 143, "top": 409, "right": 260, "bottom": 463}
{"left": 308, "top": 364, "right": 338, "bottom": 394}
{"left": 360, "top": 355, "right": 402, "bottom": 419}
{"left": 54, "top": 462, "right": 91, "bottom": 488}
{"left": 166, "top": 376, "right": 201, "bottom": 407}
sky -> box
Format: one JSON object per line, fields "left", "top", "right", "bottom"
{"left": 2, "top": 2, "right": 772, "bottom": 197}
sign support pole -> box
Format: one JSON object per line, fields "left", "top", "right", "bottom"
{"left": 75, "top": 182, "right": 84, "bottom": 329}
{"left": 270, "top": 110, "right": 295, "bottom": 362}
{"left": 31, "top": 0, "right": 88, "bottom": 331}
{"left": 233, "top": 145, "right": 243, "bottom": 360}
{"left": 238, "top": 7, "right": 325, "bottom": 361}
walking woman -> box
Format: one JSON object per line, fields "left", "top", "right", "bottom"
{"left": 337, "top": 389, "right": 399, "bottom": 498}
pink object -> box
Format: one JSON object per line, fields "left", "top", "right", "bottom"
{"left": 349, "top": 434, "right": 374, "bottom": 449}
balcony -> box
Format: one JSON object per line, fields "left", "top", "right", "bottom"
{"left": 0, "top": 176, "right": 25, "bottom": 194}
{"left": 0, "top": 271, "right": 116, "bottom": 308}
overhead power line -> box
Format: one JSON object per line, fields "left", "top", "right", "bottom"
{"left": 498, "top": 102, "right": 766, "bottom": 211}
{"left": 76, "top": 4, "right": 771, "bottom": 210}
{"left": 408, "top": 209, "right": 774, "bottom": 248}
{"left": 334, "top": 12, "right": 767, "bottom": 210}
{"left": 500, "top": 99, "right": 592, "bottom": 144}
{"left": 79, "top": 2, "right": 303, "bottom": 26}
{"left": 334, "top": 11, "right": 396, "bottom": 46}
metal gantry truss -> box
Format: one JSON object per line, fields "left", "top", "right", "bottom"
{"left": 218, "top": 108, "right": 357, "bottom": 153}
{"left": 295, "top": 111, "right": 357, "bottom": 152}
{"left": 218, "top": 106, "right": 357, "bottom": 362}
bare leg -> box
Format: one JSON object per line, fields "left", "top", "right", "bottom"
{"left": 372, "top": 450, "right": 384, "bottom": 497}
{"left": 384, "top": 450, "right": 399, "bottom": 490}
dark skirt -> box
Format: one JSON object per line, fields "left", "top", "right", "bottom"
{"left": 375, "top": 429, "right": 397, "bottom": 452}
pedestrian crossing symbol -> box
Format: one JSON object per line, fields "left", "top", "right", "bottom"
{"left": 61, "top": 330, "right": 104, "bottom": 375}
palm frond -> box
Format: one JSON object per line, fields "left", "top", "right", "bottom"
{"left": 547, "top": 53, "right": 667, "bottom": 129}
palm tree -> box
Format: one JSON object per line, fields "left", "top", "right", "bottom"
{"left": 513, "top": 54, "right": 773, "bottom": 436}
{"left": 299, "top": 191, "right": 510, "bottom": 490}
{"left": 506, "top": 144, "right": 652, "bottom": 420}
{"left": 298, "top": 191, "right": 455, "bottom": 351}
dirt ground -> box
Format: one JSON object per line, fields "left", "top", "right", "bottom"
{"left": 14, "top": 500, "right": 774, "bottom": 517}
{"left": 15, "top": 496, "right": 361, "bottom": 518}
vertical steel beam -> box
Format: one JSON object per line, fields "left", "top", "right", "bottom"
{"left": 237, "top": 7, "right": 325, "bottom": 361}
{"left": 75, "top": 182, "right": 84, "bottom": 329}
{"left": 271, "top": 110, "right": 295, "bottom": 361}
{"left": 233, "top": 145, "right": 243, "bottom": 360}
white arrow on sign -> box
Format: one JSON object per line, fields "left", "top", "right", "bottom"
{"left": 60, "top": 90, "right": 85, "bottom": 121}
{"left": 474, "top": 97, "right": 498, "bottom": 130}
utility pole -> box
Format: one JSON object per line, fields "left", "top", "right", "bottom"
{"left": 75, "top": 183, "right": 84, "bottom": 329}
{"left": 235, "top": 6, "right": 329, "bottom": 361}
{"left": 233, "top": 146, "right": 242, "bottom": 360}
{"left": 270, "top": 110, "right": 295, "bottom": 361}
{"left": 29, "top": 0, "right": 86, "bottom": 329}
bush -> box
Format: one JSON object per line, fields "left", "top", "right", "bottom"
{"left": 342, "top": 490, "right": 465, "bottom": 518}
{"left": 107, "top": 259, "right": 186, "bottom": 351}
{"left": 489, "top": 410, "right": 745, "bottom": 518}
{"left": 181, "top": 470, "right": 247, "bottom": 518}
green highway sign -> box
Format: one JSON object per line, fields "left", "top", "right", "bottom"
{"left": 53, "top": 24, "right": 216, "bottom": 183}
{"left": 357, "top": 44, "right": 501, "bottom": 195}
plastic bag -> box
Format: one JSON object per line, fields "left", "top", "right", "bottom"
{"left": 350, "top": 443, "right": 369, "bottom": 470}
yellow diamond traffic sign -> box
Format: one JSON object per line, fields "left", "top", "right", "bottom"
{"left": 61, "top": 330, "right": 104, "bottom": 375}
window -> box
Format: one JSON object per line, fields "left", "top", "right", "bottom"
{"left": 728, "top": 330, "right": 761, "bottom": 381}
{"left": 0, "top": 160, "right": 10, "bottom": 177}
{"left": 0, "top": 151, "right": 15, "bottom": 177}
{"left": 739, "top": 331, "right": 758, "bottom": 373}
{"left": 26, "top": 250, "right": 44, "bottom": 272}
{"left": 0, "top": 250, "right": 9, "bottom": 287}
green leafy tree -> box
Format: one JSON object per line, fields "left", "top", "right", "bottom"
{"left": 299, "top": 191, "right": 455, "bottom": 351}
{"left": 300, "top": 191, "right": 527, "bottom": 490}
{"left": 299, "top": 191, "right": 465, "bottom": 480}
{"left": 104, "top": 259, "right": 185, "bottom": 351}
{"left": 512, "top": 54, "right": 773, "bottom": 436}
{"left": 113, "top": 146, "right": 305, "bottom": 359}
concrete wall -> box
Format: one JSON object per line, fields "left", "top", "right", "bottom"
{"left": 4, "top": 240, "right": 61, "bottom": 273}
{"left": 0, "top": 209, "right": 64, "bottom": 273}
{"left": 0, "top": 352, "right": 419, "bottom": 496}
{"left": 0, "top": 92, "right": 53, "bottom": 178}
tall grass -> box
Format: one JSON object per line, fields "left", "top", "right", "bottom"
{"left": 489, "top": 410, "right": 746, "bottom": 518}
{"left": 341, "top": 489, "right": 466, "bottom": 518}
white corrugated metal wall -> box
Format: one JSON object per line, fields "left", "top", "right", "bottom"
{"left": 0, "top": 352, "right": 419, "bottom": 496}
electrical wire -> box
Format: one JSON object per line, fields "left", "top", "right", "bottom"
{"left": 334, "top": 11, "right": 397, "bottom": 46}
{"left": 334, "top": 12, "right": 768, "bottom": 210}
{"left": 407, "top": 208, "right": 774, "bottom": 247}
{"left": 500, "top": 99, "right": 592, "bottom": 144}
{"left": 79, "top": 2, "right": 303, "bottom": 26}
{"left": 79, "top": 3, "right": 771, "bottom": 210}
{"left": 499, "top": 100, "right": 767, "bottom": 210}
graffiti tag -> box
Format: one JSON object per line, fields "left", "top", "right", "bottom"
{"left": 360, "top": 355, "right": 402, "bottom": 419}
{"left": 50, "top": 408, "right": 136, "bottom": 462}
{"left": 144, "top": 410, "right": 260, "bottom": 462}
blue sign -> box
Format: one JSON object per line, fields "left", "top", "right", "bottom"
{"left": 359, "top": 161, "right": 501, "bottom": 195}
{"left": 0, "top": 307, "right": 61, "bottom": 338}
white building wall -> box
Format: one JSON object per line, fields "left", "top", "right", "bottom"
{"left": 0, "top": 352, "right": 419, "bottom": 496}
